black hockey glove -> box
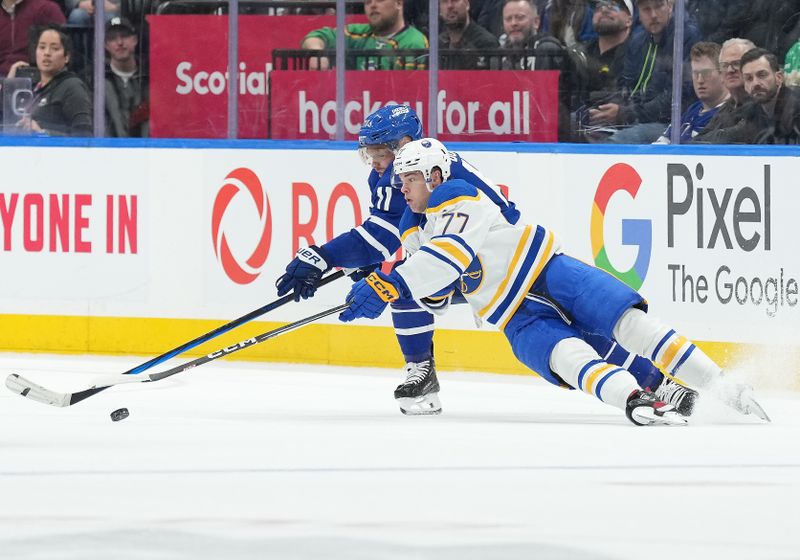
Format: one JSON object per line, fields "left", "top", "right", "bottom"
{"left": 276, "top": 245, "right": 332, "bottom": 302}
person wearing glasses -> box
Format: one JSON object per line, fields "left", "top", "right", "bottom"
{"left": 692, "top": 38, "right": 755, "bottom": 143}
{"left": 581, "top": 0, "right": 633, "bottom": 103}
{"left": 653, "top": 41, "right": 728, "bottom": 143}
{"left": 588, "top": 0, "right": 700, "bottom": 144}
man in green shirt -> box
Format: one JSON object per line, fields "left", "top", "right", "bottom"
{"left": 301, "top": 0, "right": 429, "bottom": 70}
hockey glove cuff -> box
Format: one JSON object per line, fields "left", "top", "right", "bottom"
{"left": 346, "top": 265, "right": 379, "bottom": 282}
{"left": 340, "top": 271, "right": 410, "bottom": 322}
{"left": 276, "top": 245, "right": 332, "bottom": 302}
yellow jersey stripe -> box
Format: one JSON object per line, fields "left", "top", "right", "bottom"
{"left": 426, "top": 194, "right": 480, "bottom": 214}
{"left": 479, "top": 225, "right": 532, "bottom": 317}
{"left": 430, "top": 240, "right": 471, "bottom": 269}
{"left": 498, "top": 230, "right": 556, "bottom": 330}
{"left": 401, "top": 226, "right": 419, "bottom": 242}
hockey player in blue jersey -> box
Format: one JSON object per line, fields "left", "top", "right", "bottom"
{"left": 277, "top": 104, "right": 522, "bottom": 415}
{"left": 339, "top": 138, "right": 770, "bottom": 426}
{"left": 277, "top": 104, "right": 695, "bottom": 417}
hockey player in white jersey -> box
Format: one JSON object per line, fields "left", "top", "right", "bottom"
{"left": 277, "top": 104, "right": 522, "bottom": 415}
{"left": 278, "top": 105, "right": 696, "bottom": 418}
{"left": 339, "top": 138, "right": 770, "bottom": 426}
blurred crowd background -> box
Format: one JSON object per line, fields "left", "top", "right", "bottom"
{"left": 2, "top": 0, "right": 800, "bottom": 143}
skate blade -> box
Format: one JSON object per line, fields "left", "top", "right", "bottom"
{"left": 744, "top": 396, "right": 771, "bottom": 422}
{"left": 631, "top": 408, "right": 688, "bottom": 426}
{"left": 397, "top": 393, "right": 442, "bottom": 416}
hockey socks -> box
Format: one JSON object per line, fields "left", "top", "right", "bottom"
{"left": 550, "top": 337, "right": 641, "bottom": 411}
{"left": 583, "top": 332, "right": 664, "bottom": 391}
{"left": 391, "top": 300, "right": 435, "bottom": 362}
{"left": 612, "top": 308, "right": 721, "bottom": 389}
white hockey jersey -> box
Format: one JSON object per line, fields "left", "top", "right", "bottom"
{"left": 396, "top": 178, "right": 560, "bottom": 329}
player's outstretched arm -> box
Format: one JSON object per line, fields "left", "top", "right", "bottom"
{"left": 339, "top": 271, "right": 410, "bottom": 322}
{"left": 276, "top": 245, "right": 332, "bottom": 302}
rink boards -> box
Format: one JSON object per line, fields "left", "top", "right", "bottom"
{"left": 0, "top": 140, "right": 798, "bottom": 376}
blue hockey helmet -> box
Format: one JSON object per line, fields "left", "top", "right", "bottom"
{"left": 358, "top": 104, "right": 424, "bottom": 150}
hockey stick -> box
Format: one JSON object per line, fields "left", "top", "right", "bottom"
{"left": 119, "top": 269, "right": 346, "bottom": 377}
{"left": 6, "top": 302, "right": 350, "bottom": 408}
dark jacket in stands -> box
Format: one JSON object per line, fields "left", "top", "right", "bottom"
{"left": 439, "top": 20, "right": 500, "bottom": 69}
{"left": 693, "top": 86, "right": 800, "bottom": 144}
{"left": 617, "top": 17, "right": 701, "bottom": 125}
{"left": 105, "top": 64, "right": 149, "bottom": 137}
{"left": 743, "top": 0, "right": 800, "bottom": 62}
{"left": 686, "top": 0, "right": 748, "bottom": 44}
{"left": 495, "top": 32, "right": 565, "bottom": 70}
{"left": 581, "top": 36, "right": 627, "bottom": 104}
{"left": 690, "top": 96, "right": 750, "bottom": 143}
{"left": 0, "top": 0, "right": 65, "bottom": 76}
{"left": 687, "top": 0, "right": 800, "bottom": 61}
{"left": 30, "top": 69, "right": 92, "bottom": 136}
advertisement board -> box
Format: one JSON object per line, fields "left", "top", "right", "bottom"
{"left": 149, "top": 15, "right": 351, "bottom": 138}
{"left": 269, "top": 70, "right": 559, "bottom": 142}
{"left": 148, "top": 15, "right": 559, "bottom": 141}
{"left": 1, "top": 143, "right": 798, "bottom": 369}
{"left": 562, "top": 156, "right": 798, "bottom": 345}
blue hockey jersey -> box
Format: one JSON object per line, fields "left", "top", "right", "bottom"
{"left": 322, "top": 152, "right": 519, "bottom": 269}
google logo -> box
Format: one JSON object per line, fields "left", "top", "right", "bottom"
{"left": 591, "top": 163, "right": 652, "bottom": 290}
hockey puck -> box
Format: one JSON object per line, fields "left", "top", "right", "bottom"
{"left": 110, "top": 408, "right": 130, "bottom": 422}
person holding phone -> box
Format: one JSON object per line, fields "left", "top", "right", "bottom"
{"left": 11, "top": 25, "right": 92, "bottom": 136}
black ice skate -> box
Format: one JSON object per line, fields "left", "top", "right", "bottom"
{"left": 625, "top": 390, "right": 687, "bottom": 426}
{"left": 394, "top": 358, "right": 442, "bottom": 415}
{"left": 654, "top": 377, "right": 699, "bottom": 416}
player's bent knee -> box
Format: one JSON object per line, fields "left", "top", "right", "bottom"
{"left": 549, "top": 337, "right": 603, "bottom": 388}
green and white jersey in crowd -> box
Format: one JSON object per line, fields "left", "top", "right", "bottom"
{"left": 785, "top": 40, "right": 800, "bottom": 87}
{"left": 304, "top": 23, "right": 429, "bottom": 70}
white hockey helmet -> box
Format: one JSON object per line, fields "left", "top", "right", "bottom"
{"left": 393, "top": 138, "right": 452, "bottom": 183}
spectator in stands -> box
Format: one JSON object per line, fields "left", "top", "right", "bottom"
{"left": 542, "top": 0, "right": 596, "bottom": 47}
{"left": 476, "top": 0, "right": 548, "bottom": 37}
{"left": 65, "top": 0, "right": 119, "bottom": 26}
{"left": 654, "top": 42, "right": 728, "bottom": 143}
{"left": 581, "top": 0, "right": 633, "bottom": 102}
{"left": 439, "top": 0, "right": 499, "bottom": 69}
{"left": 13, "top": 26, "right": 92, "bottom": 136}
{"left": 105, "top": 17, "right": 148, "bottom": 137}
{"left": 692, "top": 37, "right": 755, "bottom": 143}
{"left": 301, "top": 0, "right": 428, "bottom": 70}
{"left": 589, "top": 0, "right": 700, "bottom": 143}
{"left": 497, "top": 0, "right": 563, "bottom": 69}
{"left": 707, "top": 48, "right": 800, "bottom": 144}
{"left": 0, "top": 0, "right": 65, "bottom": 77}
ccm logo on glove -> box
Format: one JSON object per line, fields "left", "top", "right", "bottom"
{"left": 366, "top": 272, "right": 399, "bottom": 302}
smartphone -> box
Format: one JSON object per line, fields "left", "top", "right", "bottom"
{"left": 15, "top": 66, "right": 41, "bottom": 84}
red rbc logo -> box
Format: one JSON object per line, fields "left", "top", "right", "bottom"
{"left": 211, "top": 168, "right": 272, "bottom": 284}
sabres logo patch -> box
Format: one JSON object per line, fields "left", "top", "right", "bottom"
{"left": 460, "top": 257, "right": 484, "bottom": 295}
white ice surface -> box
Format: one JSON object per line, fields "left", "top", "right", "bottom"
{"left": 1, "top": 353, "right": 799, "bottom": 560}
